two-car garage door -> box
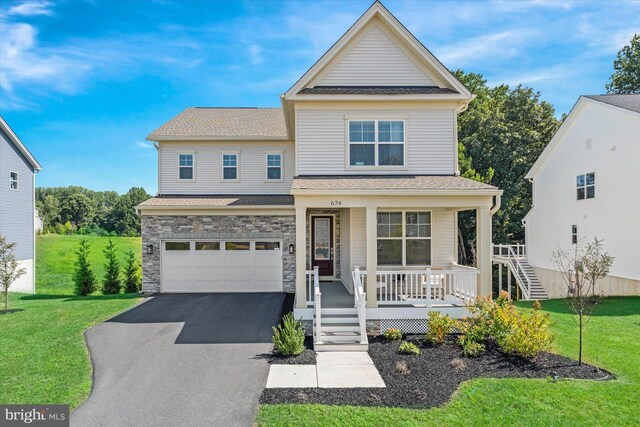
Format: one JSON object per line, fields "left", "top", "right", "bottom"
{"left": 161, "top": 240, "right": 283, "bottom": 292}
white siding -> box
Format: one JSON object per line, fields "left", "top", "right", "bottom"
{"left": 158, "top": 141, "right": 294, "bottom": 195}
{"left": 433, "top": 208, "right": 456, "bottom": 267}
{"left": 340, "top": 208, "right": 352, "bottom": 291}
{"left": 316, "top": 24, "right": 436, "bottom": 87}
{"left": 526, "top": 101, "right": 640, "bottom": 281}
{"left": 296, "top": 106, "right": 456, "bottom": 175}
{"left": 351, "top": 208, "right": 367, "bottom": 268}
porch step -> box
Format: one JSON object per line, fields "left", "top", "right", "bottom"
{"left": 320, "top": 325, "right": 362, "bottom": 332}
{"left": 320, "top": 308, "right": 356, "bottom": 315}
{"left": 316, "top": 333, "right": 363, "bottom": 343}
{"left": 315, "top": 315, "right": 359, "bottom": 325}
{"left": 314, "top": 342, "right": 369, "bottom": 352}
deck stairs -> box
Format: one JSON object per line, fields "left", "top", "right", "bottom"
{"left": 493, "top": 244, "right": 548, "bottom": 300}
{"left": 314, "top": 308, "right": 368, "bottom": 352}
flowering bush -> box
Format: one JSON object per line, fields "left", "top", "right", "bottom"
{"left": 425, "top": 311, "right": 455, "bottom": 344}
{"left": 383, "top": 328, "right": 403, "bottom": 341}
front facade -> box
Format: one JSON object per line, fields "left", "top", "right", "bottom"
{"left": 138, "top": 2, "right": 502, "bottom": 340}
{"left": 0, "top": 116, "right": 42, "bottom": 293}
{"left": 524, "top": 95, "right": 640, "bottom": 298}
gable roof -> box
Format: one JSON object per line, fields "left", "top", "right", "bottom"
{"left": 297, "top": 86, "right": 458, "bottom": 95}
{"left": 0, "top": 116, "right": 42, "bottom": 171}
{"left": 584, "top": 94, "right": 640, "bottom": 114}
{"left": 526, "top": 95, "right": 640, "bottom": 179}
{"left": 147, "top": 108, "right": 288, "bottom": 141}
{"left": 283, "top": 1, "right": 472, "bottom": 101}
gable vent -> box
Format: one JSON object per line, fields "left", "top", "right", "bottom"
{"left": 585, "top": 139, "right": 592, "bottom": 150}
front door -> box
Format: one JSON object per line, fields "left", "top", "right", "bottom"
{"left": 311, "top": 216, "right": 334, "bottom": 277}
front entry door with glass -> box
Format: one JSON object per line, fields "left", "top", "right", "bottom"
{"left": 311, "top": 216, "right": 334, "bottom": 277}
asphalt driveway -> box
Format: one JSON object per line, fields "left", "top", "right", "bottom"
{"left": 71, "top": 293, "right": 285, "bottom": 427}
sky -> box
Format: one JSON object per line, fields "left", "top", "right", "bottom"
{"left": 1, "top": 0, "right": 638, "bottom": 195}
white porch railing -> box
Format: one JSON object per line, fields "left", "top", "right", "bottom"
{"left": 352, "top": 267, "right": 367, "bottom": 344}
{"left": 305, "top": 266, "right": 319, "bottom": 306}
{"left": 310, "top": 266, "right": 321, "bottom": 344}
{"left": 493, "top": 244, "right": 526, "bottom": 258}
{"left": 373, "top": 265, "right": 478, "bottom": 306}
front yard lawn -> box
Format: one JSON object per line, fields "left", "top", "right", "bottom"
{"left": 0, "top": 293, "right": 141, "bottom": 408}
{"left": 257, "top": 297, "right": 640, "bottom": 426}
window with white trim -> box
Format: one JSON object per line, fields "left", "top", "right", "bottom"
{"left": 222, "top": 154, "right": 238, "bottom": 180}
{"left": 576, "top": 173, "right": 595, "bottom": 200}
{"left": 266, "top": 154, "right": 282, "bottom": 180}
{"left": 178, "top": 154, "right": 194, "bottom": 180}
{"left": 377, "top": 211, "right": 431, "bottom": 266}
{"left": 9, "top": 172, "right": 18, "bottom": 190}
{"left": 348, "top": 120, "right": 404, "bottom": 167}
{"left": 571, "top": 225, "right": 578, "bottom": 245}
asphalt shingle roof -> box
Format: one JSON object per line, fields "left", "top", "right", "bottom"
{"left": 147, "top": 108, "right": 288, "bottom": 140}
{"left": 297, "top": 86, "right": 458, "bottom": 95}
{"left": 584, "top": 94, "right": 640, "bottom": 113}
{"left": 292, "top": 175, "right": 499, "bottom": 191}
{"left": 138, "top": 195, "right": 294, "bottom": 207}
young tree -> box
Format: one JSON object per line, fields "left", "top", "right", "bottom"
{"left": 0, "top": 235, "right": 26, "bottom": 312}
{"left": 73, "top": 239, "right": 96, "bottom": 296}
{"left": 553, "top": 238, "right": 614, "bottom": 364}
{"left": 122, "top": 250, "right": 141, "bottom": 293}
{"left": 101, "top": 239, "right": 121, "bottom": 294}
{"left": 606, "top": 34, "right": 640, "bottom": 94}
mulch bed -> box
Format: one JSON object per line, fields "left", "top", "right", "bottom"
{"left": 265, "top": 292, "right": 316, "bottom": 365}
{"left": 260, "top": 335, "right": 612, "bottom": 408}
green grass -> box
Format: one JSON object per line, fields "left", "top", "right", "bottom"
{"left": 36, "top": 234, "right": 141, "bottom": 294}
{"left": 0, "top": 293, "right": 140, "bottom": 408}
{"left": 257, "top": 297, "right": 640, "bottom": 427}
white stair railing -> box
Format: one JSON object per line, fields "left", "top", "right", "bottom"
{"left": 506, "top": 246, "right": 532, "bottom": 299}
{"left": 352, "top": 267, "right": 367, "bottom": 344}
{"left": 312, "top": 266, "right": 322, "bottom": 344}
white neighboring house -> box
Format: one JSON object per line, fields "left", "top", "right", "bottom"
{"left": 0, "top": 116, "right": 43, "bottom": 293}
{"left": 524, "top": 94, "right": 640, "bottom": 298}
{"left": 138, "top": 1, "right": 503, "bottom": 350}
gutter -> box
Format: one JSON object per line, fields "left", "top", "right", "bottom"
{"left": 490, "top": 194, "right": 501, "bottom": 215}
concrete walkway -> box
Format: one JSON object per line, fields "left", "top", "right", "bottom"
{"left": 265, "top": 352, "right": 385, "bottom": 388}
{"left": 71, "top": 293, "right": 284, "bottom": 427}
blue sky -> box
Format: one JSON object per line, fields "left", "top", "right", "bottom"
{"left": 1, "top": 0, "right": 638, "bottom": 194}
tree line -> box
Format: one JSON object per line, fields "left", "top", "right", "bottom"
{"left": 36, "top": 186, "right": 151, "bottom": 237}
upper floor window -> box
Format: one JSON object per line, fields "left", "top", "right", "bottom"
{"left": 178, "top": 154, "right": 194, "bottom": 180}
{"left": 348, "top": 120, "right": 404, "bottom": 167}
{"left": 571, "top": 225, "right": 578, "bottom": 245}
{"left": 266, "top": 154, "right": 282, "bottom": 181}
{"left": 377, "top": 211, "right": 431, "bottom": 266}
{"left": 9, "top": 172, "right": 18, "bottom": 190}
{"left": 222, "top": 154, "right": 238, "bottom": 180}
{"left": 576, "top": 173, "right": 595, "bottom": 200}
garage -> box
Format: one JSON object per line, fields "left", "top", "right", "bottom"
{"left": 161, "top": 240, "right": 283, "bottom": 292}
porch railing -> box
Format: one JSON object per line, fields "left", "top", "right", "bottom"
{"left": 305, "top": 266, "right": 319, "bottom": 306}
{"left": 374, "top": 266, "right": 478, "bottom": 306}
{"left": 310, "top": 266, "right": 322, "bottom": 344}
{"left": 493, "top": 244, "right": 526, "bottom": 258}
{"left": 352, "top": 267, "right": 367, "bottom": 344}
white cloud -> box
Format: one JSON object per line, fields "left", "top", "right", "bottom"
{"left": 135, "top": 141, "right": 153, "bottom": 149}
{"left": 249, "top": 44, "right": 263, "bottom": 66}
{"left": 6, "top": 0, "right": 54, "bottom": 16}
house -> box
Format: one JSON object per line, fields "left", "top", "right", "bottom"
{"left": 521, "top": 94, "right": 640, "bottom": 298}
{"left": 0, "top": 116, "right": 42, "bottom": 293}
{"left": 137, "top": 1, "right": 502, "bottom": 349}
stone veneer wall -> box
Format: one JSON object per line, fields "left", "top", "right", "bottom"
{"left": 141, "top": 214, "right": 296, "bottom": 293}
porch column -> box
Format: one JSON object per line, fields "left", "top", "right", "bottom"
{"left": 295, "top": 206, "right": 307, "bottom": 309}
{"left": 365, "top": 205, "right": 378, "bottom": 308}
{"left": 476, "top": 206, "right": 492, "bottom": 297}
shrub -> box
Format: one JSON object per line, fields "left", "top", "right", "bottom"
{"left": 457, "top": 317, "right": 487, "bottom": 357}
{"left": 395, "top": 360, "right": 410, "bottom": 374}
{"left": 122, "top": 250, "right": 141, "bottom": 293}
{"left": 450, "top": 357, "right": 467, "bottom": 371}
{"left": 73, "top": 239, "right": 96, "bottom": 296}
{"left": 425, "top": 311, "right": 455, "bottom": 345}
{"left": 498, "top": 310, "right": 554, "bottom": 358}
{"left": 398, "top": 341, "right": 421, "bottom": 355}
{"left": 101, "top": 239, "right": 121, "bottom": 294}
{"left": 532, "top": 300, "right": 542, "bottom": 310}
{"left": 272, "top": 312, "right": 305, "bottom": 356}
{"left": 383, "top": 328, "right": 403, "bottom": 340}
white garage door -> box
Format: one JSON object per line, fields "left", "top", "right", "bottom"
{"left": 161, "top": 240, "right": 283, "bottom": 292}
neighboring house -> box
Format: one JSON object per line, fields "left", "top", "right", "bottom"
{"left": 138, "top": 2, "right": 502, "bottom": 349}
{"left": 523, "top": 94, "right": 640, "bottom": 298}
{"left": 0, "top": 116, "right": 42, "bottom": 293}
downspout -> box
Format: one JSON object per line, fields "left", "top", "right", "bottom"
{"left": 153, "top": 141, "right": 160, "bottom": 196}
{"left": 490, "top": 194, "right": 501, "bottom": 216}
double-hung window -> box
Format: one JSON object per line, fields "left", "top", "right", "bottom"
{"left": 266, "top": 154, "right": 282, "bottom": 180}
{"left": 576, "top": 173, "right": 595, "bottom": 200}
{"left": 222, "top": 154, "right": 238, "bottom": 180}
{"left": 9, "top": 172, "right": 18, "bottom": 190}
{"left": 178, "top": 154, "right": 193, "bottom": 180}
{"left": 348, "top": 120, "right": 404, "bottom": 167}
{"left": 377, "top": 211, "right": 431, "bottom": 266}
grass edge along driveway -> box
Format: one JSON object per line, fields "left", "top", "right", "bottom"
{"left": 256, "top": 297, "right": 640, "bottom": 427}
{"left": 0, "top": 293, "right": 141, "bottom": 409}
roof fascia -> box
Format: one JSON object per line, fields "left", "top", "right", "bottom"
{"left": 0, "top": 116, "right": 42, "bottom": 171}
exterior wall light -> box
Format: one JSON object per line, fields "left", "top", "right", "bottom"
{"left": 147, "top": 244, "right": 154, "bottom": 255}
{"left": 288, "top": 244, "right": 295, "bottom": 255}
